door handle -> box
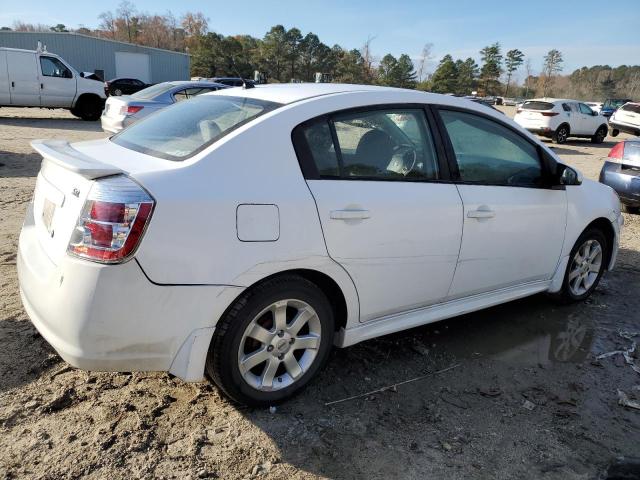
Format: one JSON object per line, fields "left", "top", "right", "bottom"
{"left": 330, "top": 209, "right": 371, "bottom": 220}
{"left": 40, "top": 83, "right": 44, "bottom": 89}
{"left": 467, "top": 208, "right": 495, "bottom": 219}
{"left": 11, "top": 81, "right": 14, "bottom": 88}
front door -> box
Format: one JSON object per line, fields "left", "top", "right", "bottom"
{"left": 6, "top": 50, "right": 40, "bottom": 106}
{"left": 38, "top": 56, "right": 76, "bottom": 107}
{"left": 577, "top": 103, "right": 597, "bottom": 135}
{"left": 293, "top": 107, "right": 463, "bottom": 322}
{"left": 436, "top": 109, "right": 567, "bottom": 298}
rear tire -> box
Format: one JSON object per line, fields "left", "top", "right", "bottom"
{"left": 114, "top": 88, "right": 123, "bottom": 96}
{"left": 552, "top": 124, "right": 569, "bottom": 144}
{"left": 554, "top": 228, "right": 608, "bottom": 303}
{"left": 591, "top": 126, "right": 607, "bottom": 144}
{"left": 205, "top": 275, "right": 334, "bottom": 406}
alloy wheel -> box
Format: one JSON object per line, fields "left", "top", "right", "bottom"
{"left": 238, "top": 299, "right": 322, "bottom": 391}
{"left": 568, "top": 239, "right": 603, "bottom": 296}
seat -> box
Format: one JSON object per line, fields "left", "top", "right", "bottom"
{"left": 353, "top": 129, "right": 394, "bottom": 173}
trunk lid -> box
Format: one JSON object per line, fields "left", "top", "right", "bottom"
{"left": 30, "top": 140, "right": 124, "bottom": 266}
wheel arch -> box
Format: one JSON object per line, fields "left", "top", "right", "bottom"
{"left": 584, "top": 217, "right": 615, "bottom": 269}
{"left": 73, "top": 92, "right": 103, "bottom": 108}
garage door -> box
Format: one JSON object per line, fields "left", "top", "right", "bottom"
{"left": 115, "top": 52, "right": 150, "bottom": 83}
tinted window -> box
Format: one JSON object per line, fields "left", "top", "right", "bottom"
{"left": 440, "top": 110, "right": 543, "bottom": 187}
{"left": 522, "top": 101, "right": 555, "bottom": 111}
{"left": 112, "top": 96, "right": 281, "bottom": 161}
{"left": 301, "top": 121, "right": 340, "bottom": 176}
{"left": 40, "top": 57, "right": 71, "bottom": 78}
{"left": 579, "top": 103, "right": 594, "bottom": 115}
{"left": 331, "top": 109, "right": 439, "bottom": 180}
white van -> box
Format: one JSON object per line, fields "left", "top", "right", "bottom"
{"left": 0, "top": 47, "right": 106, "bottom": 120}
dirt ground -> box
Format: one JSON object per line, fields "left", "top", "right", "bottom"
{"left": 1, "top": 106, "right": 639, "bottom": 480}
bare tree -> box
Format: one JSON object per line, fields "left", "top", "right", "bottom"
{"left": 416, "top": 43, "right": 434, "bottom": 83}
{"left": 98, "top": 11, "right": 116, "bottom": 39}
{"left": 539, "top": 49, "right": 563, "bottom": 97}
{"left": 360, "top": 35, "right": 377, "bottom": 84}
{"left": 524, "top": 58, "right": 533, "bottom": 97}
{"left": 117, "top": 0, "right": 137, "bottom": 42}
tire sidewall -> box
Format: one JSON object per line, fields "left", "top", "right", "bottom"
{"left": 561, "top": 229, "right": 608, "bottom": 301}
{"left": 211, "top": 279, "right": 334, "bottom": 406}
{"left": 554, "top": 125, "right": 569, "bottom": 144}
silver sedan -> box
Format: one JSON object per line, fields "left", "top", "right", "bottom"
{"left": 100, "top": 81, "right": 229, "bottom": 134}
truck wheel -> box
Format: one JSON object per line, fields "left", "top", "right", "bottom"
{"left": 72, "top": 96, "right": 103, "bottom": 121}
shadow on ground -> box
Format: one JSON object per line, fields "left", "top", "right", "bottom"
{"left": 0, "top": 116, "right": 102, "bottom": 133}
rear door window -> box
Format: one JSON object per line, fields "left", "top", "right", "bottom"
{"left": 294, "top": 108, "right": 440, "bottom": 181}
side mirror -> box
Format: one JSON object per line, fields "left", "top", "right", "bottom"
{"left": 80, "top": 72, "right": 85, "bottom": 78}
{"left": 558, "top": 164, "right": 582, "bottom": 186}
{"left": 592, "top": 111, "right": 598, "bottom": 116}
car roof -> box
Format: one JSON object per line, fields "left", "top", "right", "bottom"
{"left": 212, "top": 83, "right": 436, "bottom": 105}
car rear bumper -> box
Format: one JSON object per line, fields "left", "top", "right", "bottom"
{"left": 599, "top": 161, "right": 640, "bottom": 206}
{"left": 100, "top": 114, "right": 136, "bottom": 134}
{"left": 609, "top": 120, "right": 640, "bottom": 136}
{"left": 18, "top": 202, "right": 242, "bottom": 379}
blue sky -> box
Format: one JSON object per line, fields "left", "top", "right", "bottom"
{"left": 2, "top": 0, "right": 639, "bottom": 76}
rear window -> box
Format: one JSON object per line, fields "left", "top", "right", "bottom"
{"left": 620, "top": 103, "right": 640, "bottom": 114}
{"left": 131, "top": 83, "right": 177, "bottom": 100}
{"left": 522, "top": 101, "right": 555, "bottom": 111}
{"left": 111, "top": 95, "right": 281, "bottom": 161}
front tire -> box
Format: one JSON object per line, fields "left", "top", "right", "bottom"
{"left": 206, "top": 275, "right": 334, "bottom": 406}
{"left": 591, "top": 125, "right": 607, "bottom": 144}
{"left": 556, "top": 228, "right": 608, "bottom": 303}
{"left": 71, "top": 96, "right": 103, "bottom": 121}
{"left": 552, "top": 124, "right": 569, "bottom": 144}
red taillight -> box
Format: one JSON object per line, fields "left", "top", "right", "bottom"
{"left": 68, "top": 176, "right": 154, "bottom": 264}
{"left": 541, "top": 112, "right": 559, "bottom": 117}
{"left": 127, "top": 105, "right": 144, "bottom": 114}
{"left": 608, "top": 142, "right": 625, "bottom": 160}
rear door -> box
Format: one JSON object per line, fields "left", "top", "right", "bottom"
{"left": 435, "top": 108, "right": 567, "bottom": 298}
{"left": 577, "top": 103, "right": 597, "bottom": 135}
{"left": 38, "top": 55, "right": 77, "bottom": 107}
{"left": 0, "top": 50, "right": 10, "bottom": 104}
{"left": 293, "top": 106, "right": 463, "bottom": 322}
{"left": 6, "top": 50, "right": 40, "bottom": 106}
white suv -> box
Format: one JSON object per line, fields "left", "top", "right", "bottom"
{"left": 514, "top": 98, "right": 609, "bottom": 144}
{"left": 18, "top": 84, "right": 622, "bottom": 405}
{"left": 609, "top": 102, "right": 640, "bottom": 137}
{"left": 0, "top": 47, "right": 106, "bottom": 120}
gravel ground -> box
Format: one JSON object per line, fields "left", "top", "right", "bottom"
{"left": 1, "top": 106, "right": 639, "bottom": 480}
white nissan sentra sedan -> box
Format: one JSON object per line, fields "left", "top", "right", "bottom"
{"left": 18, "top": 84, "right": 622, "bottom": 405}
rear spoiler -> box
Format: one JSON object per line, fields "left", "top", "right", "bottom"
{"left": 31, "top": 139, "right": 122, "bottom": 179}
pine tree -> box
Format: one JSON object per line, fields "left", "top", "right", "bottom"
{"left": 504, "top": 49, "right": 524, "bottom": 96}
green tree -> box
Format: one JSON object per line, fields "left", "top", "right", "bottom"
{"left": 504, "top": 49, "right": 524, "bottom": 96}
{"left": 456, "top": 57, "right": 478, "bottom": 95}
{"left": 598, "top": 75, "right": 617, "bottom": 98}
{"left": 261, "top": 25, "right": 288, "bottom": 82}
{"left": 50, "top": 24, "right": 68, "bottom": 32}
{"left": 396, "top": 54, "right": 417, "bottom": 88}
{"left": 479, "top": 42, "right": 503, "bottom": 95}
{"left": 377, "top": 54, "right": 399, "bottom": 86}
{"left": 285, "top": 27, "right": 303, "bottom": 81}
{"left": 430, "top": 54, "right": 459, "bottom": 93}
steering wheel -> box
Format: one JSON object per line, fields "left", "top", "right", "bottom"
{"left": 387, "top": 143, "right": 417, "bottom": 176}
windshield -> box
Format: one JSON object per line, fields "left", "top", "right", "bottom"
{"left": 604, "top": 99, "right": 630, "bottom": 109}
{"left": 111, "top": 95, "right": 281, "bottom": 160}
{"left": 131, "top": 83, "right": 177, "bottom": 100}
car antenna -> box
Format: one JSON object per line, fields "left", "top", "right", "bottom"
{"left": 230, "top": 57, "right": 254, "bottom": 89}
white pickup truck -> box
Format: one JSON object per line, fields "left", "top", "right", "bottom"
{"left": 0, "top": 47, "right": 106, "bottom": 120}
